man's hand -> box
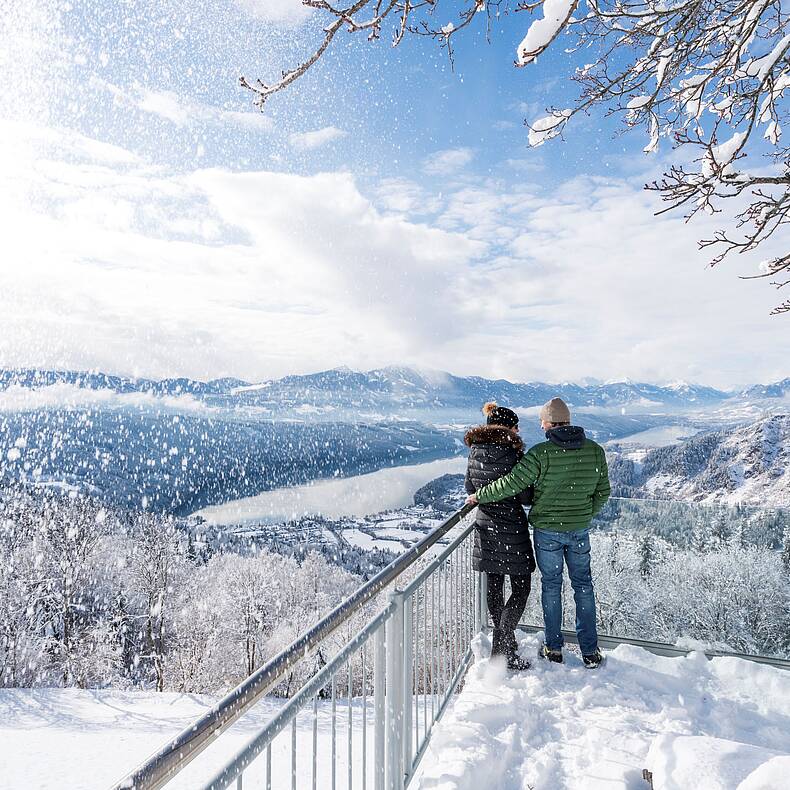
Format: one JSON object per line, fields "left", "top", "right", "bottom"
{"left": 465, "top": 494, "right": 478, "bottom": 506}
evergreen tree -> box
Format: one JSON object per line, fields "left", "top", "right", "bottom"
{"left": 730, "top": 519, "right": 748, "bottom": 550}
{"left": 185, "top": 532, "right": 198, "bottom": 565}
{"left": 711, "top": 514, "right": 730, "bottom": 549}
{"left": 690, "top": 523, "right": 708, "bottom": 554}
{"left": 638, "top": 534, "right": 656, "bottom": 579}
{"left": 110, "top": 587, "right": 135, "bottom": 679}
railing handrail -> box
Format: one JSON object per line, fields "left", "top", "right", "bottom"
{"left": 113, "top": 502, "right": 477, "bottom": 790}
{"left": 515, "top": 623, "right": 790, "bottom": 670}
{"left": 605, "top": 495, "right": 788, "bottom": 512}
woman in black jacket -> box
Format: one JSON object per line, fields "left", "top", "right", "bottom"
{"left": 465, "top": 402, "right": 535, "bottom": 671}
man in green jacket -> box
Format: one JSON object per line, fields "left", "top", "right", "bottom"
{"left": 466, "top": 397, "right": 610, "bottom": 668}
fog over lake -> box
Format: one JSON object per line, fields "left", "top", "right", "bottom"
{"left": 195, "top": 456, "right": 467, "bottom": 524}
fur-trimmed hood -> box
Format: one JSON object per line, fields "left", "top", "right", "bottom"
{"left": 464, "top": 424, "right": 524, "bottom": 452}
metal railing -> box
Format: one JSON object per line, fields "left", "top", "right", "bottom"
{"left": 114, "top": 495, "right": 790, "bottom": 790}
{"left": 515, "top": 624, "right": 790, "bottom": 670}
{"left": 114, "top": 503, "right": 480, "bottom": 790}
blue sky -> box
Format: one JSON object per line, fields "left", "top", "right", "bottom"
{"left": 0, "top": 0, "right": 786, "bottom": 388}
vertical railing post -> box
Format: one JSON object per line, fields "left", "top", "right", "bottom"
{"left": 475, "top": 571, "right": 488, "bottom": 633}
{"left": 402, "top": 593, "right": 414, "bottom": 780}
{"left": 374, "top": 626, "right": 386, "bottom": 790}
{"left": 385, "top": 590, "right": 405, "bottom": 790}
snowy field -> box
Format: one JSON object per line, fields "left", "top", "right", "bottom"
{"left": 415, "top": 631, "right": 790, "bottom": 790}
{"left": 0, "top": 688, "right": 378, "bottom": 790}
{"left": 339, "top": 526, "right": 404, "bottom": 551}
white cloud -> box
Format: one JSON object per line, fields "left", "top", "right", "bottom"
{"left": 0, "top": 122, "right": 482, "bottom": 381}
{"left": 445, "top": 173, "right": 786, "bottom": 388}
{"left": 236, "top": 0, "right": 311, "bottom": 25}
{"left": 137, "top": 89, "right": 191, "bottom": 125}
{"left": 0, "top": 121, "right": 784, "bottom": 390}
{"left": 423, "top": 147, "right": 474, "bottom": 176}
{"left": 0, "top": 383, "right": 218, "bottom": 416}
{"left": 375, "top": 178, "right": 442, "bottom": 216}
{"left": 502, "top": 157, "right": 545, "bottom": 173}
{"left": 218, "top": 109, "right": 274, "bottom": 131}
{"left": 99, "top": 81, "right": 274, "bottom": 132}
{"left": 289, "top": 126, "right": 348, "bottom": 150}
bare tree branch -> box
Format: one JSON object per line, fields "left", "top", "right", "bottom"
{"left": 242, "top": 0, "right": 790, "bottom": 312}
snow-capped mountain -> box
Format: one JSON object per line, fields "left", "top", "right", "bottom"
{"left": 225, "top": 366, "right": 731, "bottom": 412}
{"left": 610, "top": 414, "right": 790, "bottom": 507}
{"left": 741, "top": 378, "right": 790, "bottom": 400}
{"left": 0, "top": 365, "right": 733, "bottom": 413}
{"left": 1, "top": 366, "right": 786, "bottom": 515}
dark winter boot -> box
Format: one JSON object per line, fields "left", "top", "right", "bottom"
{"left": 506, "top": 652, "right": 531, "bottom": 672}
{"left": 582, "top": 650, "right": 604, "bottom": 669}
{"left": 491, "top": 628, "right": 506, "bottom": 657}
{"left": 501, "top": 630, "right": 529, "bottom": 671}
{"left": 538, "top": 643, "right": 563, "bottom": 664}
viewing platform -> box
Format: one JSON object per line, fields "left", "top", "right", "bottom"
{"left": 5, "top": 502, "right": 788, "bottom": 790}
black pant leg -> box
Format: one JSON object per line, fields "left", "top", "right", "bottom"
{"left": 486, "top": 572, "right": 505, "bottom": 626}
{"left": 500, "top": 574, "right": 532, "bottom": 652}
{"left": 486, "top": 572, "right": 506, "bottom": 654}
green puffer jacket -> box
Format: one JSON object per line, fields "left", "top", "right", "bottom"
{"left": 475, "top": 426, "right": 610, "bottom": 533}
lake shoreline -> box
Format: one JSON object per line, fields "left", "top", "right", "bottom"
{"left": 194, "top": 454, "right": 468, "bottom": 525}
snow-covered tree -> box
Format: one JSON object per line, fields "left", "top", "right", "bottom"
{"left": 782, "top": 525, "right": 790, "bottom": 572}
{"left": 710, "top": 514, "right": 731, "bottom": 548}
{"left": 33, "top": 497, "right": 109, "bottom": 686}
{"left": 638, "top": 533, "right": 656, "bottom": 578}
{"left": 247, "top": 0, "right": 790, "bottom": 312}
{"left": 129, "top": 513, "right": 182, "bottom": 691}
{"left": 591, "top": 532, "right": 646, "bottom": 635}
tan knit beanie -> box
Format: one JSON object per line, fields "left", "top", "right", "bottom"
{"left": 539, "top": 397, "right": 571, "bottom": 424}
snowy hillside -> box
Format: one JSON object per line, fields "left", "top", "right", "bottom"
{"left": 610, "top": 415, "right": 790, "bottom": 507}
{"left": 416, "top": 631, "right": 790, "bottom": 790}
{"left": 0, "top": 410, "right": 460, "bottom": 515}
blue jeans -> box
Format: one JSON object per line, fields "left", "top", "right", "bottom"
{"left": 534, "top": 528, "right": 598, "bottom": 655}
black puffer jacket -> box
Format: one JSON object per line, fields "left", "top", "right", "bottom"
{"left": 464, "top": 425, "right": 536, "bottom": 575}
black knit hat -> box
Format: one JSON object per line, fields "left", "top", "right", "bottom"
{"left": 482, "top": 401, "right": 519, "bottom": 429}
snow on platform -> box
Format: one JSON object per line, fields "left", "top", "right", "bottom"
{"left": 415, "top": 631, "right": 790, "bottom": 790}
{"left": 3, "top": 635, "right": 788, "bottom": 790}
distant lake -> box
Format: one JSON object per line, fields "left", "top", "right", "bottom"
{"left": 194, "top": 456, "right": 467, "bottom": 524}
{"left": 611, "top": 424, "right": 695, "bottom": 448}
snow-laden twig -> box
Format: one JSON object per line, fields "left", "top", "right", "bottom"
{"left": 239, "top": 0, "right": 790, "bottom": 311}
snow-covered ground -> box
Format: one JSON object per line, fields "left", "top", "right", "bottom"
{"left": 415, "top": 631, "right": 790, "bottom": 790}
{"left": 0, "top": 688, "right": 376, "bottom": 790}
{"left": 341, "top": 526, "right": 405, "bottom": 551}
{"left": 3, "top": 632, "right": 789, "bottom": 789}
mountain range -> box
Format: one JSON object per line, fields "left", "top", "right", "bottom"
{"left": 609, "top": 414, "right": 790, "bottom": 508}
{"left": 2, "top": 365, "right": 787, "bottom": 415}
{"left": 0, "top": 366, "right": 787, "bottom": 515}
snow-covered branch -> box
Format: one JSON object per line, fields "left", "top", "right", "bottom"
{"left": 243, "top": 0, "right": 789, "bottom": 312}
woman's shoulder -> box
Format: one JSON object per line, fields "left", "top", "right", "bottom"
{"left": 464, "top": 425, "right": 524, "bottom": 453}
